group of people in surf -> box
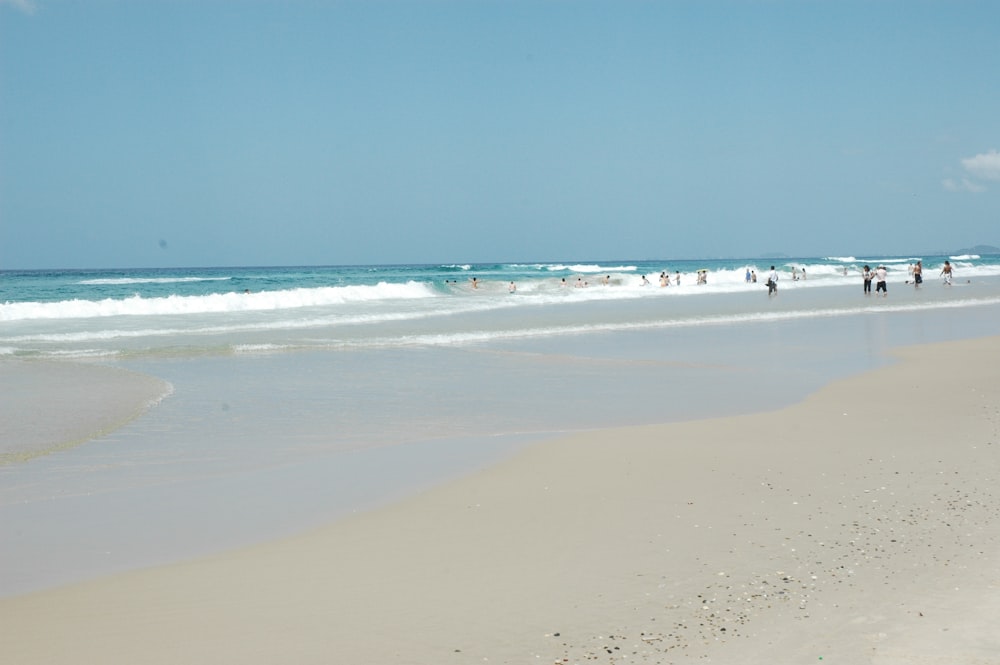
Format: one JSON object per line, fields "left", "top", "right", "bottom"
{"left": 860, "top": 260, "right": 954, "bottom": 296}
{"left": 488, "top": 260, "right": 958, "bottom": 298}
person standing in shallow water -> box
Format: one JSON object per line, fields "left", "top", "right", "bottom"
{"left": 941, "top": 261, "right": 954, "bottom": 285}
{"left": 863, "top": 265, "right": 872, "bottom": 295}
{"left": 913, "top": 261, "right": 923, "bottom": 287}
{"left": 766, "top": 266, "right": 778, "bottom": 296}
{"left": 875, "top": 265, "right": 888, "bottom": 296}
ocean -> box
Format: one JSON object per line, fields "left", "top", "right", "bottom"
{"left": 3, "top": 254, "right": 1000, "bottom": 596}
{"left": 3, "top": 254, "right": 999, "bottom": 359}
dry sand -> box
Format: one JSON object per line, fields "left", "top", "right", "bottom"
{"left": 2, "top": 336, "right": 999, "bottom": 664}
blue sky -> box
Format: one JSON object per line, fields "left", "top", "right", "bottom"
{"left": 2, "top": 0, "right": 998, "bottom": 269}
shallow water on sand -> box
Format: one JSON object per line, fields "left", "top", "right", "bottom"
{"left": 2, "top": 290, "right": 999, "bottom": 597}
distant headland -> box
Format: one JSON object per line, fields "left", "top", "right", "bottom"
{"left": 952, "top": 244, "right": 1000, "bottom": 255}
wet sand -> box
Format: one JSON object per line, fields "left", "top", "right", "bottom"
{"left": 0, "top": 360, "right": 171, "bottom": 464}
{"left": 1, "top": 335, "right": 998, "bottom": 663}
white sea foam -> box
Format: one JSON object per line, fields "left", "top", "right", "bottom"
{"left": 543, "top": 264, "right": 638, "bottom": 273}
{"left": 44, "top": 348, "right": 123, "bottom": 359}
{"left": 0, "top": 307, "right": 463, "bottom": 345}
{"left": 868, "top": 257, "right": 922, "bottom": 265}
{"left": 232, "top": 343, "right": 289, "bottom": 354}
{"left": 0, "top": 281, "right": 437, "bottom": 322}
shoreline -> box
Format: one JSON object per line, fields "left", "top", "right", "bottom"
{"left": 0, "top": 360, "right": 172, "bottom": 465}
{"left": 2, "top": 335, "right": 998, "bottom": 663}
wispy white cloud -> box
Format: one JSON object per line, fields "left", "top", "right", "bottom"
{"left": 944, "top": 148, "right": 1000, "bottom": 192}
{"left": 943, "top": 177, "right": 986, "bottom": 193}
{"left": 0, "top": 0, "right": 36, "bottom": 14}
{"left": 961, "top": 149, "right": 1000, "bottom": 182}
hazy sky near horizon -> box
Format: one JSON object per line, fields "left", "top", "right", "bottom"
{"left": 2, "top": 1, "right": 999, "bottom": 269}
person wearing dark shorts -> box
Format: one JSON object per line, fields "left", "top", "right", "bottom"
{"left": 875, "top": 265, "right": 887, "bottom": 296}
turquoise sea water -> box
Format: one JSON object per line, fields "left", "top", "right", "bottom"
{"left": 2, "top": 254, "right": 1000, "bottom": 596}
{"left": 3, "top": 254, "right": 999, "bottom": 359}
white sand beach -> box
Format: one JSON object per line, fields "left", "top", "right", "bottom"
{"left": 2, "top": 336, "right": 999, "bottom": 664}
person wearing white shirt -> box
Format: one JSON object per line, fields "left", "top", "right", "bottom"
{"left": 875, "top": 266, "right": 888, "bottom": 296}
{"left": 767, "top": 266, "right": 779, "bottom": 296}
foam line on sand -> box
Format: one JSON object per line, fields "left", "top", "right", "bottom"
{"left": 0, "top": 360, "right": 172, "bottom": 465}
